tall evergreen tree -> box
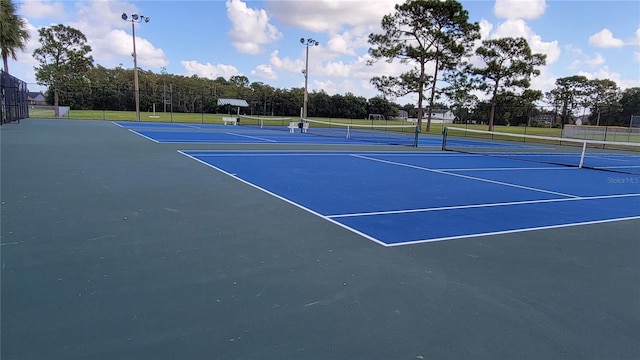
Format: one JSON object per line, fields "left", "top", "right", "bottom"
{"left": 368, "top": 0, "right": 479, "bottom": 131}
{"left": 545, "top": 75, "right": 590, "bottom": 127}
{"left": 586, "top": 78, "right": 620, "bottom": 126}
{"left": 472, "top": 37, "right": 546, "bottom": 131}
{"left": 33, "top": 24, "right": 93, "bottom": 116}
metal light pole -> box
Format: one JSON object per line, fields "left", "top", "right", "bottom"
{"left": 300, "top": 38, "right": 319, "bottom": 119}
{"left": 122, "top": 13, "right": 150, "bottom": 122}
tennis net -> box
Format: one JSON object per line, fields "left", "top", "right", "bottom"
{"left": 238, "top": 115, "right": 293, "bottom": 128}
{"left": 301, "top": 118, "right": 418, "bottom": 146}
{"left": 442, "top": 127, "right": 640, "bottom": 175}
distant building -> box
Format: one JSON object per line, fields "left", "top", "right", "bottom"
{"left": 427, "top": 108, "right": 455, "bottom": 123}
{"left": 27, "top": 92, "right": 47, "bottom": 105}
{"left": 407, "top": 108, "right": 456, "bottom": 124}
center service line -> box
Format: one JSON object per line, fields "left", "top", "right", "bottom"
{"left": 351, "top": 154, "right": 580, "bottom": 198}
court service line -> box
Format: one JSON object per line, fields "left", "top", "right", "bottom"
{"left": 225, "top": 132, "right": 278, "bottom": 142}
{"left": 179, "top": 124, "right": 203, "bottom": 129}
{"left": 128, "top": 129, "right": 159, "bottom": 143}
{"left": 388, "top": 216, "right": 640, "bottom": 247}
{"left": 438, "top": 166, "right": 574, "bottom": 171}
{"left": 601, "top": 165, "right": 640, "bottom": 170}
{"left": 351, "top": 154, "right": 580, "bottom": 198}
{"left": 327, "top": 193, "right": 640, "bottom": 218}
{"left": 183, "top": 152, "right": 441, "bottom": 157}
{"left": 585, "top": 154, "right": 637, "bottom": 163}
{"left": 177, "top": 151, "right": 389, "bottom": 247}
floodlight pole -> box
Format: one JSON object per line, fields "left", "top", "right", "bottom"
{"left": 300, "top": 38, "right": 319, "bottom": 119}
{"left": 122, "top": 13, "right": 150, "bottom": 122}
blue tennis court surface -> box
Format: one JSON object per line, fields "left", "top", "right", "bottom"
{"left": 114, "top": 121, "right": 480, "bottom": 148}
{"left": 114, "top": 121, "right": 427, "bottom": 146}
{"left": 116, "top": 121, "right": 537, "bottom": 148}
{"left": 180, "top": 150, "right": 640, "bottom": 246}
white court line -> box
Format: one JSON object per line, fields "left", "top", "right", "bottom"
{"left": 352, "top": 154, "right": 580, "bottom": 198}
{"left": 182, "top": 151, "right": 444, "bottom": 156}
{"left": 177, "top": 151, "right": 388, "bottom": 247}
{"left": 0, "top": 241, "right": 23, "bottom": 246}
{"left": 146, "top": 141, "right": 382, "bottom": 146}
{"left": 387, "top": 216, "right": 640, "bottom": 247}
{"left": 438, "top": 166, "right": 573, "bottom": 171}
{"left": 600, "top": 165, "right": 640, "bottom": 170}
{"left": 111, "top": 121, "right": 125, "bottom": 128}
{"left": 585, "top": 153, "right": 640, "bottom": 163}
{"left": 128, "top": 129, "right": 159, "bottom": 143}
{"left": 183, "top": 152, "right": 433, "bottom": 157}
{"left": 225, "top": 132, "right": 278, "bottom": 142}
{"left": 179, "top": 124, "right": 202, "bottom": 129}
{"left": 328, "top": 193, "right": 640, "bottom": 218}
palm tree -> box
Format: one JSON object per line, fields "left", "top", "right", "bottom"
{"left": 1, "top": 0, "right": 30, "bottom": 74}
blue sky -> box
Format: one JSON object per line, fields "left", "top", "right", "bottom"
{"left": 11, "top": 0, "right": 640, "bottom": 105}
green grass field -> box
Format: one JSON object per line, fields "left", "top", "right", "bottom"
{"left": 30, "top": 109, "right": 227, "bottom": 123}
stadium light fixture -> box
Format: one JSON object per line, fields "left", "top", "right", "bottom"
{"left": 300, "top": 38, "right": 319, "bottom": 119}
{"left": 122, "top": 13, "right": 151, "bottom": 122}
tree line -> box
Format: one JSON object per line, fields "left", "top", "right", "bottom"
{"left": 41, "top": 64, "right": 413, "bottom": 120}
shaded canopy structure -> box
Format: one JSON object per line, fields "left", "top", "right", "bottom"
{"left": 218, "top": 98, "right": 249, "bottom": 115}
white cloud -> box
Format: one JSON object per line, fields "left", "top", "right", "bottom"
{"left": 313, "top": 79, "right": 338, "bottom": 95}
{"left": 58, "top": 1, "right": 168, "bottom": 69}
{"left": 129, "top": 37, "right": 167, "bottom": 68}
{"left": 567, "top": 59, "right": 581, "bottom": 69}
{"left": 268, "top": 46, "right": 415, "bottom": 99}
{"left": 585, "top": 53, "right": 606, "bottom": 67}
{"left": 528, "top": 35, "right": 560, "bottom": 64}
{"left": 14, "top": 20, "right": 39, "bottom": 63}
{"left": 81, "top": 29, "right": 167, "bottom": 69}
{"left": 312, "top": 79, "right": 366, "bottom": 98}
{"left": 564, "top": 44, "right": 583, "bottom": 56}
{"left": 494, "top": 0, "right": 546, "bottom": 20}
{"left": 327, "top": 33, "right": 357, "bottom": 56}
{"left": 226, "top": 0, "right": 281, "bottom": 55}
{"left": 181, "top": 61, "right": 240, "bottom": 80}
{"left": 491, "top": 18, "right": 528, "bottom": 39}
{"left": 478, "top": 19, "right": 494, "bottom": 41}
{"left": 589, "top": 29, "right": 625, "bottom": 48}
{"left": 269, "top": 50, "right": 304, "bottom": 72}
{"left": 19, "top": 1, "right": 66, "bottom": 19}
{"left": 266, "top": 0, "right": 398, "bottom": 33}
{"left": 251, "top": 64, "right": 277, "bottom": 80}
{"left": 320, "top": 60, "right": 351, "bottom": 78}
{"left": 491, "top": 19, "right": 560, "bottom": 64}
{"left": 530, "top": 67, "right": 557, "bottom": 93}
{"left": 576, "top": 67, "right": 640, "bottom": 90}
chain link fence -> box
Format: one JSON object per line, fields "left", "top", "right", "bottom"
{"left": 1, "top": 71, "right": 28, "bottom": 124}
